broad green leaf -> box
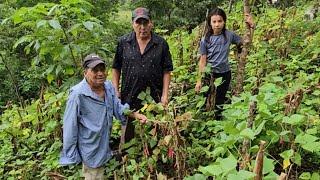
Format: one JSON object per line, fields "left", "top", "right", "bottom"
{"left": 300, "top": 172, "right": 311, "bottom": 179}
{"left": 301, "top": 142, "right": 320, "bottom": 152}
{"left": 198, "top": 164, "right": 222, "bottom": 176}
{"left": 282, "top": 114, "right": 305, "bottom": 125}
{"left": 280, "top": 149, "right": 294, "bottom": 159}
{"left": 240, "top": 128, "right": 255, "bottom": 140}
{"left": 227, "top": 170, "right": 256, "bottom": 180}
{"left": 292, "top": 152, "right": 301, "bottom": 166}
{"left": 83, "top": 21, "right": 94, "bottom": 31}
{"left": 295, "top": 133, "right": 318, "bottom": 144}
{"left": 220, "top": 154, "right": 237, "bottom": 172}
{"left": 48, "top": 19, "right": 61, "bottom": 29}
{"left": 184, "top": 174, "right": 206, "bottom": 180}
{"left": 263, "top": 157, "right": 275, "bottom": 174}
{"left": 311, "top": 173, "right": 320, "bottom": 180}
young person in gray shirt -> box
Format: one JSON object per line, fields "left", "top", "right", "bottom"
{"left": 195, "top": 8, "right": 254, "bottom": 120}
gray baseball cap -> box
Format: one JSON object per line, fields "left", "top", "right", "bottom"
{"left": 82, "top": 53, "right": 105, "bottom": 68}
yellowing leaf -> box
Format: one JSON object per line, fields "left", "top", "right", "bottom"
{"left": 140, "top": 104, "right": 148, "bottom": 112}
{"left": 283, "top": 159, "right": 291, "bottom": 169}
{"left": 163, "top": 135, "right": 172, "bottom": 146}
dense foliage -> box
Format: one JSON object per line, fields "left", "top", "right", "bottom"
{"left": 1, "top": 0, "right": 319, "bottom": 179}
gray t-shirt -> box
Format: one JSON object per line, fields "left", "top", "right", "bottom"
{"left": 199, "top": 30, "right": 241, "bottom": 73}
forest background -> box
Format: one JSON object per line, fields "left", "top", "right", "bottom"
{"left": 0, "top": 0, "right": 319, "bottom": 179}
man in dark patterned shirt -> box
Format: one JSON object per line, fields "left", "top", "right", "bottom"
{"left": 112, "top": 7, "right": 173, "bottom": 142}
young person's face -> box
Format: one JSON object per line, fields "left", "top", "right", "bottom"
{"left": 132, "top": 18, "right": 153, "bottom": 39}
{"left": 210, "top": 15, "right": 225, "bottom": 35}
{"left": 84, "top": 64, "right": 106, "bottom": 88}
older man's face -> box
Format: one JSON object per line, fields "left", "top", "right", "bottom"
{"left": 133, "top": 18, "right": 153, "bottom": 40}
{"left": 84, "top": 64, "right": 106, "bottom": 88}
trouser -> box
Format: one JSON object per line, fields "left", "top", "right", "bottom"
{"left": 205, "top": 71, "right": 231, "bottom": 120}
{"left": 123, "top": 116, "right": 135, "bottom": 142}
{"left": 82, "top": 164, "right": 104, "bottom": 180}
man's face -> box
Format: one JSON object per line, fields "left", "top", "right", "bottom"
{"left": 84, "top": 63, "right": 106, "bottom": 88}
{"left": 132, "top": 18, "right": 153, "bottom": 39}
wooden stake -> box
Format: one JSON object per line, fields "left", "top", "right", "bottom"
{"left": 253, "top": 141, "right": 267, "bottom": 180}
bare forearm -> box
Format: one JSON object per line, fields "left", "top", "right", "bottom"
{"left": 197, "top": 55, "right": 207, "bottom": 82}
{"left": 162, "top": 71, "right": 171, "bottom": 98}
{"left": 112, "top": 68, "right": 121, "bottom": 91}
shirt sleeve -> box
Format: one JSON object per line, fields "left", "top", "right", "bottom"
{"left": 112, "top": 38, "right": 123, "bottom": 70}
{"left": 111, "top": 86, "right": 129, "bottom": 126}
{"left": 59, "top": 90, "right": 81, "bottom": 166}
{"left": 230, "top": 31, "right": 242, "bottom": 45}
{"left": 199, "top": 37, "right": 207, "bottom": 55}
{"left": 162, "top": 40, "right": 173, "bottom": 72}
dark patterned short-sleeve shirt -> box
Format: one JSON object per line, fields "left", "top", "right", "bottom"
{"left": 112, "top": 32, "right": 173, "bottom": 109}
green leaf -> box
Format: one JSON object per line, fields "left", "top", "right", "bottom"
{"left": 299, "top": 172, "right": 311, "bottom": 180}
{"left": 48, "top": 19, "right": 61, "bottom": 29}
{"left": 214, "top": 77, "right": 223, "bottom": 86}
{"left": 282, "top": 114, "right": 305, "bottom": 125}
{"left": 311, "top": 173, "right": 320, "bottom": 180}
{"left": 184, "top": 174, "right": 206, "bottom": 180}
{"left": 83, "top": 21, "right": 94, "bottom": 31}
{"left": 292, "top": 152, "right": 301, "bottom": 166}
{"left": 47, "top": 73, "right": 55, "bottom": 84}
{"left": 240, "top": 128, "right": 255, "bottom": 140}
{"left": 198, "top": 164, "right": 222, "bottom": 176}
{"left": 280, "top": 149, "right": 294, "bottom": 159}
{"left": 137, "top": 91, "right": 146, "bottom": 100}
{"left": 227, "top": 170, "right": 256, "bottom": 180}
{"left": 295, "top": 133, "right": 318, "bottom": 145}
{"left": 36, "top": 20, "right": 47, "bottom": 28}
{"left": 301, "top": 142, "right": 320, "bottom": 152}
{"left": 65, "top": 67, "right": 74, "bottom": 75}
{"left": 263, "top": 157, "right": 275, "bottom": 174}
{"left": 254, "top": 120, "right": 266, "bottom": 135}
{"left": 211, "top": 147, "right": 224, "bottom": 157}
{"left": 220, "top": 154, "right": 237, "bottom": 172}
{"left": 13, "top": 36, "right": 33, "bottom": 49}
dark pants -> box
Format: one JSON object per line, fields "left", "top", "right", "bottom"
{"left": 124, "top": 117, "right": 135, "bottom": 142}
{"left": 205, "top": 71, "right": 231, "bottom": 120}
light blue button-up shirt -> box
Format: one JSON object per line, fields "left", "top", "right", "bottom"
{"left": 59, "top": 79, "right": 128, "bottom": 168}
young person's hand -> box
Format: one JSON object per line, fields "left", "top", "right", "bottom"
{"left": 244, "top": 13, "right": 255, "bottom": 29}
{"left": 132, "top": 112, "right": 147, "bottom": 124}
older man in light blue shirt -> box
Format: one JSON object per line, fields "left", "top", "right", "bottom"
{"left": 60, "top": 53, "right": 147, "bottom": 179}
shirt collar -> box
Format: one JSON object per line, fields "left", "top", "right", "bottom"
{"left": 77, "top": 78, "right": 113, "bottom": 101}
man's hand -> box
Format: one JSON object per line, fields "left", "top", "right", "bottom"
{"left": 195, "top": 81, "right": 202, "bottom": 93}
{"left": 161, "top": 94, "right": 168, "bottom": 107}
{"left": 132, "top": 112, "right": 147, "bottom": 124}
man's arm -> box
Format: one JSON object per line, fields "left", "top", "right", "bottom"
{"left": 59, "top": 92, "right": 81, "bottom": 165}
{"left": 112, "top": 68, "right": 121, "bottom": 98}
{"left": 161, "top": 71, "right": 171, "bottom": 106}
